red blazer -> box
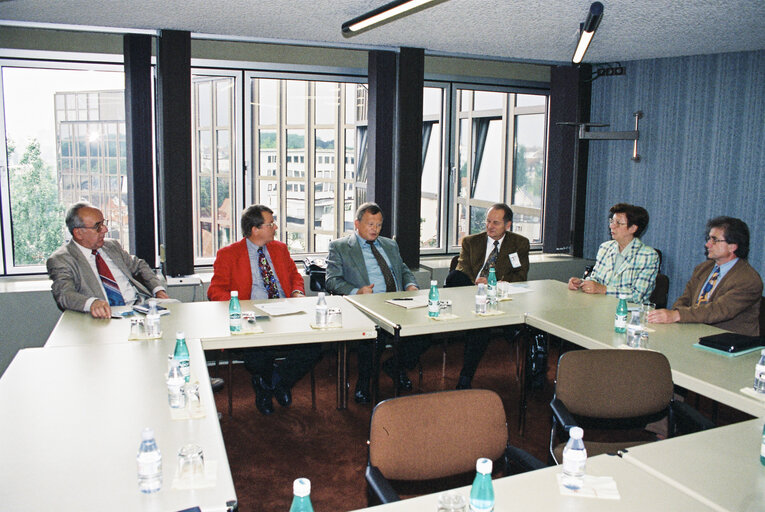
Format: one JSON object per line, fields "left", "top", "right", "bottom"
{"left": 207, "top": 238, "right": 304, "bottom": 301}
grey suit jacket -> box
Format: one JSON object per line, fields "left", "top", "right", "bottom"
{"left": 46, "top": 239, "right": 164, "bottom": 312}
{"left": 325, "top": 234, "right": 417, "bottom": 295}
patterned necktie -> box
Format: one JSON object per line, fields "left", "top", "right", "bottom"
{"left": 696, "top": 266, "right": 720, "bottom": 305}
{"left": 367, "top": 240, "right": 396, "bottom": 292}
{"left": 258, "top": 247, "right": 280, "bottom": 299}
{"left": 92, "top": 249, "right": 125, "bottom": 306}
{"left": 480, "top": 240, "right": 500, "bottom": 278}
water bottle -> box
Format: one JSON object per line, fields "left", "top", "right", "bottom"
{"left": 167, "top": 359, "right": 186, "bottom": 409}
{"left": 561, "top": 426, "right": 587, "bottom": 490}
{"left": 469, "top": 458, "right": 494, "bottom": 512}
{"left": 760, "top": 423, "right": 765, "bottom": 466}
{"left": 145, "top": 298, "right": 161, "bottom": 338}
{"left": 475, "top": 283, "right": 488, "bottom": 315}
{"left": 754, "top": 349, "right": 765, "bottom": 393}
{"left": 626, "top": 310, "right": 642, "bottom": 347}
{"left": 614, "top": 294, "right": 628, "bottom": 333}
{"left": 289, "top": 477, "right": 315, "bottom": 512}
{"left": 486, "top": 267, "right": 497, "bottom": 309}
{"left": 136, "top": 427, "right": 162, "bottom": 494}
{"left": 173, "top": 331, "right": 190, "bottom": 382}
{"left": 229, "top": 290, "right": 242, "bottom": 333}
{"left": 315, "top": 292, "right": 328, "bottom": 327}
{"left": 428, "top": 280, "right": 440, "bottom": 318}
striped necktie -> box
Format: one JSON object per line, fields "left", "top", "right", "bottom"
{"left": 696, "top": 266, "right": 720, "bottom": 305}
{"left": 92, "top": 249, "right": 125, "bottom": 306}
{"left": 367, "top": 240, "right": 396, "bottom": 292}
{"left": 480, "top": 240, "right": 500, "bottom": 278}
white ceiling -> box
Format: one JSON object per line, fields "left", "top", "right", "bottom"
{"left": 1, "top": 0, "right": 764, "bottom": 64}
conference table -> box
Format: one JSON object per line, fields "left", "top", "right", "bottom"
{"left": 45, "top": 295, "right": 378, "bottom": 410}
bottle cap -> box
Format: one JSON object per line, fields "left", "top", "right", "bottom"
{"left": 477, "top": 283, "right": 486, "bottom": 290}
{"left": 142, "top": 427, "right": 154, "bottom": 440}
{"left": 569, "top": 426, "right": 584, "bottom": 439}
{"left": 176, "top": 331, "right": 185, "bottom": 340}
{"left": 293, "top": 477, "right": 311, "bottom": 497}
{"left": 430, "top": 280, "right": 437, "bottom": 286}
{"left": 318, "top": 292, "right": 325, "bottom": 298}
{"left": 231, "top": 291, "right": 238, "bottom": 297}
{"left": 475, "top": 457, "right": 492, "bottom": 474}
{"left": 761, "top": 349, "right": 765, "bottom": 355}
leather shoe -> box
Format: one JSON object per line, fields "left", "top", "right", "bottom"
{"left": 456, "top": 376, "right": 472, "bottom": 390}
{"left": 354, "top": 380, "right": 371, "bottom": 404}
{"left": 273, "top": 385, "right": 292, "bottom": 407}
{"left": 210, "top": 377, "right": 224, "bottom": 392}
{"left": 383, "top": 360, "right": 413, "bottom": 391}
{"left": 251, "top": 376, "right": 274, "bottom": 416}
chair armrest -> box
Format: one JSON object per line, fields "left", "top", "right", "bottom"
{"left": 550, "top": 398, "right": 578, "bottom": 432}
{"left": 671, "top": 401, "right": 716, "bottom": 436}
{"left": 505, "top": 445, "right": 547, "bottom": 474}
{"left": 365, "top": 465, "right": 400, "bottom": 504}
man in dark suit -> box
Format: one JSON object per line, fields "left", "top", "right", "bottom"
{"left": 447, "top": 203, "right": 530, "bottom": 389}
{"left": 326, "top": 202, "right": 426, "bottom": 404}
{"left": 208, "top": 204, "right": 320, "bottom": 416}
{"left": 648, "top": 216, "right": 761, "bottom": 336}
{"left": 47, "top": 201, "right": 169, "bottom": 319}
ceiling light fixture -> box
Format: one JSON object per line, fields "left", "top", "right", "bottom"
{"left": 572, "top": 1, "right": 604, "bottom": 64}
{"left": 342, "top": 0, "right": 445, "bottom": 34}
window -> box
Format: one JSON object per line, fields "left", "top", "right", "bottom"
{"left": 0, "top": 63, "right": 127, "bottom": 273}
{"left": 248, "top": 77, "right": 367, "bottom": 254}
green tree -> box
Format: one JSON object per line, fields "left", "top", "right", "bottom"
{"left": 9, "top": 139, "right": 65, "bottom": 266}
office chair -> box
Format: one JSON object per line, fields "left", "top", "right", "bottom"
{"left": 649, "top": 249, "right": 669, "bottom": 309}
{"left": 365, "top": 389, "right": 545, "bottom": 505}
{"left": 549, "top": 349, "right": 712, "bottom": 463}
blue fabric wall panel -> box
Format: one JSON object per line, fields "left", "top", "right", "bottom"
{"left": 584, "top": 50, "right": 764, "bottom": 305}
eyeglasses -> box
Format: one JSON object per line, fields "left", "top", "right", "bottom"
{"left": 260, "top": 222, "right": 277, "bottom": 229}
{"left": 79, "top": 220, "right": 108, "bottom": 231}
{"left": 705, "top": 235, "right": 727, "bottom": 244}
{"left": 608, "top": 218, "right": 627, "bottom": 226}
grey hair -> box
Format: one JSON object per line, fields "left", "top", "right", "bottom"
{"left": 65, "top": 201, "right": 94, "bottom": 234}
{"left": 355, "top": 202, "right": 383, "bottom": 222}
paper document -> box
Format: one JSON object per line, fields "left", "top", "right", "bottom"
{"left": 254, "top": 302, "right": 306, "bottom": 317}
{"left": 386, "top": 296, "right": 429, "bottom": 309}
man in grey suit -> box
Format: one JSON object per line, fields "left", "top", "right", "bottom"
{"left": 47, "top": 201, "right": 169, "bottom": 319}
{"left": 326, "top": 202, "right": 428, "bottom": 403}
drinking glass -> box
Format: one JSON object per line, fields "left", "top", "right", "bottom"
{"left": 178, "top": 443, "right": 205, "bottom": 484}
{"left": 437, "top": 491, "right": 467, "bottom": 512}
{"left": 327, "top": 307, "right": 342, "bottom": 327}
{"left": 641, "top": 302, "right": 655, "bottom": 329}
{"left": 439, "top": 300, "right": 453, "bottom": 315}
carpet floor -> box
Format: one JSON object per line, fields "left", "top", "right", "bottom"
{"left": 210, "top": 335, "right": 750, "bottom": 511}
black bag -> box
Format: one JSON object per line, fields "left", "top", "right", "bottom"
{"left": 303, "top": 257, "right": 327, "bottom": 292}
{"left": 698, "top": 332, "right": 762, "bottom": 354}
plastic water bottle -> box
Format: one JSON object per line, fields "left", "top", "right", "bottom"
{"left": 289, "top": 477, "right": 315, "bottom": 512}
{"left": 486, "top": 267, "right": 497, "bottom": 309}
{"left": 561, "top": 426, "right": 587, "bottom": 490}
{"left": 167, "top": 360, "right": 186, "bottom": 409}
{"left": 614, "top": 294, "right": 628, "bottom": 333}
{"left": 315, "top": 292, "right": 328, "bottom": 327}
{"left": 136, "top": 427, "right": 162, "bottom": 494}
{"left": 475, "top": 283, "right": 488, "bottom": 315}
{"left": 469, "top": 458, "right": 494, "bottom": 512}
{"left": 173, "top": 331, "right": 190, "bottom": 382}
{"left": 229, "top": 290, "right": 242, "bottom": 333}
{"left": 145, "top": 298, "right": 161, "bottom": 338}
{"left": 428, "top": 280, "right": 440, "bottom": 318}
{"left": 754, "top": 349, "right": 765, "bottom": 393}
{"left": 626, "top": 310, "right": 642, "bottom": 347}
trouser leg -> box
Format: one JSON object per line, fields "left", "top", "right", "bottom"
{"left": 274, "top": 343, "right": 323, "bottom": 388}
{"left": 460, "top": 329, "right": 491, "bottom": 380}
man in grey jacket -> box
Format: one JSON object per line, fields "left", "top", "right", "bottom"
{"left": 47, "top": 201, "right": 168, "bottom": 319}
{"left": 326, "top": 202, "right": 427, "bottom": 403}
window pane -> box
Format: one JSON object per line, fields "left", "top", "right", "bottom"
{"left": 457, "top": 118, "right": 469, "bottom": 198}
{"left": 459, "top": 90, "right": 471, "bottom": 112}
{"left": 216, "top": 80, "right": 232, "bottom": 126}
{"left": 287, "top": 129, "right": 305, "bottom": 178}
{"left": 472, "top": 119, "right": 502, "bottom": 202}
{"left": 473, "top": 90, "right": 503, "bottom": 110}
{"left": 457, "top": 203, "right": 468, "bottom": 245}
{"left": 344, "top": 128, "right": 355, "bottom": 180}
{"left": 512, "top": 113, "right": 545, "bottom": 242}
{"left": 314, "top": 82, "right": 337, "bottom": 125}
{"left": 216, "top": 129, "right": 230, "bottom": 174}
{"left": 516, "top": 94, "right": 545, "bottom": 107}
{"left": 259, "top": 129, "right": 277, "bottom": 176}
{"left": 199, "top": 130, "right": 213, "bottom": 173}
{"left": 314, "top": 234, "right": 332, "bottom": 253}
{"left": 470, "top": 206, "right": 488, "bottom": 235}
{"left": 314, "top": 182, "right": 335, "bottom": 231}
{"left": 421, "top": 122, "right": 440, "bottom": 249}
{"left": 259, "top": 181, "right": 279, "bottom": 212}
{"left": 344, "top": 83, "right": 357, "bottom": 124}
{"left": 423, "top": 87, "right": 442, "bottom": 117}
{"left": 197, "top": 81, "right": 212, "bottom": 127}
{"left": 314, "top": 129, "right": 335, "bottom": 179}
{"left": 258, "top": 79, "right": 278, "bottom": 125}
{"left": 286, "top": 80, "right": 306, "bottom": 125}
{"left": 344, "top": 183, "right": 355, "bottom": 233}
{"left": 2, "top": 66, "right": 127, "bottom": 267}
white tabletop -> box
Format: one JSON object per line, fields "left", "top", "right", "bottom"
{"left": 621, "top": 417, "right": 765, "bottom": 512}
{"left": 0, "top": 341, "right": 237, "bottom": 511}
{"left": 349, "top": 453, "right": 720, "bottom": 511}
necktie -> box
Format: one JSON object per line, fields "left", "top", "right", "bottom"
{"left": 367, "top": 240, "right": 396, "bottom": 292}
{"left": 258, "top": 247, "right": 280, "bottom": 299}
{"left": 696, "top": 266, "right": 720, "bottom": 305}
{"left": 480, "top": 240, "right": 500, "bottom": 278}
{"left": 92, "top": 249, "right": 125, "bottom": 306}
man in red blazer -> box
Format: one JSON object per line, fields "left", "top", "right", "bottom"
{"left": 208, "top": 204, "right": 321, "bottom": 416}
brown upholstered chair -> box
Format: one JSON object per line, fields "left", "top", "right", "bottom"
{"left": 549, "top": 349, "right": 676, "bottom": 463}
{"left": 366, "top": 389, "right": 544, "bottom": 504}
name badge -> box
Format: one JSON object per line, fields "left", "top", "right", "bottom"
{"left": 509, "top": 252, "right": 521, "bottom": 268}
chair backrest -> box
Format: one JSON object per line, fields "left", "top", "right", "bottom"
{"left": 555, "top": 350, "right": 673, "bottom": 419}
{"left": 449, "top": 254, "right": 459, "bottom": 272}
{"left": 650, "top": 273, "right": 669, "bottom": 309}
{"left": 368, "top": 389, "right": 507, "bottom": 481}
{"left": 760, "top": 296, "right": 764, "bottom": 341}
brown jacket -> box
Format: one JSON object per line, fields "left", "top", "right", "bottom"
{"left": 456, "top": 231, "right": 530, "bottom": 283}
{"left": 673, "top": 258, "right": 762, "bottom": 336}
